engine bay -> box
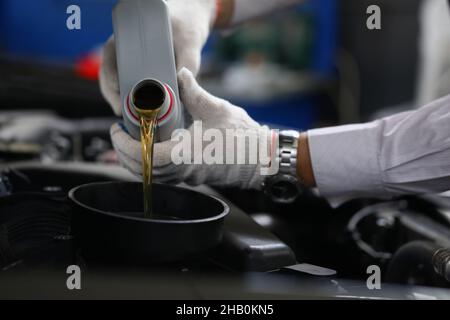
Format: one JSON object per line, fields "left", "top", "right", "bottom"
{"left": 1, "top": 113, "right": 450, "bottom": 299}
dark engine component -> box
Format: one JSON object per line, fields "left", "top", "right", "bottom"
{"left": 386, "top": 241, "right": 450, "bottom": 287}
{"left": 69, "top": 182, "right": 229, "bottom": 263}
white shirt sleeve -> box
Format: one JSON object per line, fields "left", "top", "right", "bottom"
{"left": 232, "top": 0, "right": 303, "bottom": 25}
{"left": 308, "top": 95, "right": 450, "bottom": 198}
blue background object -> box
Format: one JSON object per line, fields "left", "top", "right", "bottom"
{"left": 0, "top": 0, "right": 337, "bottom": 69}
{"left": 0, "top": 0, "right": 338, "bottom": 129}
{"left": 0, "top": 0, "right": 116, "bottom": 63}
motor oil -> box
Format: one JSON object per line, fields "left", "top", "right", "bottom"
{"left": 113, "top": 0, "right": 184, "bottom": 218}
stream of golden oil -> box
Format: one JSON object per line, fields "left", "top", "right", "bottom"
{"left": 136, "top": 107, "right": 161, "bottom": 219}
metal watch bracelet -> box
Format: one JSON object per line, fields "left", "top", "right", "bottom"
{"left": 278, "top": 130, "right": 300, "bottom": 178}
{"left": 263, "top": 130, "right": 302, "bottom": 204}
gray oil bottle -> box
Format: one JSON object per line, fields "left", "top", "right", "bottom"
{"left": 112, "top": 0, "right": 184, "bottom": 141}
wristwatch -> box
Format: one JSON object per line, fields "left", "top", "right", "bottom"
{"left": 263, "top": 130, "right": 303, "bottom": 204}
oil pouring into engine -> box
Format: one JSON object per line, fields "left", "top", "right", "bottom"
{"left": 126, "top": 79, "right": 182, "bottom": 218}
{"left": 131, "top": 81, "right": 164, "bottom": 218}
{"left": 113, "top": 0, "right": 185, "bottom": 218}
{"left": 68, "top": 0, "right": 228, "bottom": 266}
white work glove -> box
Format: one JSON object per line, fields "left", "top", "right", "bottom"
{"left": 100, "top": 0, "right": 217, "bottom": 115}
{"left": 110, "top": 68, "right": 275, "bottom": 190}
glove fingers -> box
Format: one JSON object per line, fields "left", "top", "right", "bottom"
{"left": 110, "top": 123, "right": 141, "bottom": 171}
{"left": 114, "top": 142, "right": 182, "bottom": 184}
{"left": 111, "top": 123, "right": 183, "bottom": 180}
{"left": 178, "top": 68, "right": 229, "bottom": 120}
{"left": 153, "top": 138, "right": 180, "bottom": 167}
{"left": 174, "top": 42, "right": 201, "bottom": 77}
{"left": 100, "top": 36, "right": 122, "bottom": 115}
{"left": 114, "top": 143, "right": 184, "bottom": 184}
{"left": 111, "top": 130, "right": 142, "bottom": 178}
{"left": 110, "top": 123, "right": 140, "bottom": 154}
{"left": 116, "top": 149, "right": 142, "bottom": 178}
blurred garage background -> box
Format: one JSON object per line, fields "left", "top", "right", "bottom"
{"left": 0, "top": 0, "right": 449, "bottom": 129}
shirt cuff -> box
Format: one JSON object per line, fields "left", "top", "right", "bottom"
{"left": 307, "top": 122, "right": 387, "bottom": 198}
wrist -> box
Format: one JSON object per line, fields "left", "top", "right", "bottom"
{"left": 297, "top": 132, "right": 316, "bottom": 187}
{"left": 213, "top": 0, "right": 235, "bottom": 28}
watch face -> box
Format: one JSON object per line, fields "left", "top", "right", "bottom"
{"left": 265, "top": 175, "right": 301, "bottom": 204}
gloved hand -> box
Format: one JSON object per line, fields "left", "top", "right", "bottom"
{"left": 110, "top": 68, "right": 276, "bottom": 190}
{"left": 100, "top": 0, "right": 217, "bottom": 115}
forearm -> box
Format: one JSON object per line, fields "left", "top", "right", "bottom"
{"left": 214, "top": 0, "right": 304, "bottom": 28}
{"left": 300, "top": 95, "right": 450, "bottom": 198}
